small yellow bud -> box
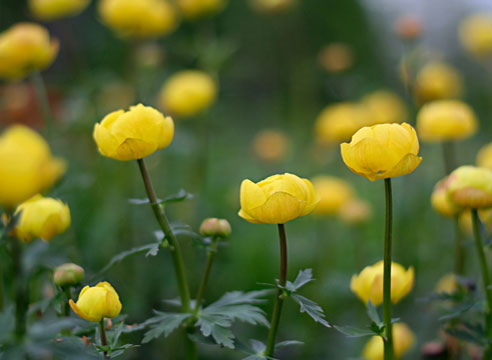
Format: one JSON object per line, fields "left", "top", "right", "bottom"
{"left": 53, "top": 263, "right": 85, "bottom": 287}
{"left": 252, "top": 129, "right": 289, "bottom": 162}
{"left": 431, "top": 177, "right": 462, "bottom": 218}
{"left": 249, "top": 0, "right": 295, "bottom": 14}
{"left": 29, "top": 0, "right": 90, "bottom": 21}
{"left": 338, "top": 198, "right": 372, "bottom": 225}
{"left": 176, "top": 0, "right": 226, "bottom": 19}
{"left": 69, "top": 282, "right": 122, "bottom": 322}
{"left": 311, "top": 176, "right": 354, "bottom": 216}
{"left": 394, "top": 15, "right": 422, "bottom": 41}
{"left": 362, "top": 322, "right": 415, "bottom": 360}
{"left": 459, "top": 14, "right": 492, "bottom": 58}
{"left": 414, "top": 62, "right": 463, "bottom": 104}
{"left": 361, "top": 90, "right": 408, "bottom": 125}
{"left": 435, "top": 273, "right": 458, "bottom": 294}
{"left": 447, "top": 166, "right": 492, "bottom": 209}
{"left": 317, "top": 43, "right": 354, "bottom": 73}
{"left": 199, "top": 218, "right": 231, "bottom": 238}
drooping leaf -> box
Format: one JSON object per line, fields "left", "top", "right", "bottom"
{"left": 206, "top": 290, "right": 271, "bottom": 309}
{"left": 142, "top": 312, "right": 192, "bottom": 344}
{"left": 163, "top": 189, "right": 194, "bottom": 203}
{"left": 250, "top": 339, "right": 266, "bottom": 353}
{"left": 275, "top": 340, "right": 304, "bottom": 349}
{"left": 291, "top": 294, "right": 330, "bottom": 328}
{"left": 366, "top": 301, "right": 382, "bottom": 327}
{"left": 285, "top": 269, "right": 314, "bottom": 292}
{"left": 333, "top": 325, "right": 375, "bottom": 338}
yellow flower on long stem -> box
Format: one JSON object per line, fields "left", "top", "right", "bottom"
{"left": 69, "top": 282, "right": 122, "bottom": 322}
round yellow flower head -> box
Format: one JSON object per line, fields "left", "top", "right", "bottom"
{"left": 238, "top": 173, "right": 320, "bottom": 224}
{"left": 339, "top": 198, "right": 372, "bottom": 225}
{"left": 362, "top": 322, "right": 415, "bottom": 360}
{"left": 176, "top": 0, "right": 226, "bottom": 19}
{"left": 160, "top": 70, "right": 217, "bottom": 118}
{"left": 249, "top": 0, "right": 294, "bottom": 14}
{"left": 340, "top": 123, "right": 422, "bottom": 181}
{"left": 435, "top": 273, "right": 458, "bottom": 294}
{"left": 459, "top": 14, "right": 492, "bottom": 58}
{"left": 317, "top": 43, "right": 354, "bottom": 73}
{"left": 315, "top": 102, "right": 370, "bottom": 145}
{"left": 361, "top": 90, "right": 408, "bottom": 125}
{"left": 0, "top": 23, "right": 59, "bottom": 80}
{"left": 351, "top": 260, "right": 414, "bottom": 306}
{"left": 69, "top": 282, "right": 122, "bottom": 322}
{"left": 29, "top": 0, "right": 90, "bottom": 21}
{"left": 416, "top": 100, "right": 477, "bottom": 143}
{"left": 447, "top": 166, "right": 492, "bottom": 209}
{"left": 252, "top": 129, "right": 289, "bottom": 162}
{"left": 14, "top": 195, "right": 70, "bottom": 243}
{"left": 477, "top": 142, "right": 492, "bottom": 170}
{"left": 431, "top": 177, "right": 462, "bottom": 218}
{"left": 98, "top": 0, "right": 177, "bottom": 38}
{"left": 311, "top": 176, "right": 354, "bottom": 216}
{"left": 93, "top": 104, "right": 174, "bottom": 161}
{"left": 414, "top": 61, "right": 463, "bottom": 104}
{"left": 0, "top": 125, "right": 66, "bottom": 209}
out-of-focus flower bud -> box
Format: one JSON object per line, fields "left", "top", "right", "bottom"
{"left": 395, "top": 15, "right": 422, "bottom": 41}
{"left": 421, "top": 341, "right": 448, "bottom": 359}
{"left": 431, "top": 177, "right": 462, "bottom": 218}
{"left": 252, "top": 129, "right": 289, "bottom": 162}
{"left": 414, "top": 62, "right": 463, "bottom": 104}
{"left": 435, "top": 273, "right": 458, "bottom": 294}
{"left": 311, "top": 176, "right": 353, "bottom": 216}
{"left": 29, "top": 0, "right": 90, "bottom": 21}
{"left": 338, "top": 198, "right": 371, "bottom": 225}
{"left": 53, "top": 263, "right": 85, "bottom": 287}
{"left": 459, "top": 14, "right": 492, "bottom": 58}
{"left": 135, "top": 42, "right": 164, "bottom": 68}
{"left": 317, "top": 43, "right": 354, "bottom": 73}
{"left": 447, "top": 166, "right": 492, "bottom": 209}
{"left": 361, "top": 90, "right": 408, "bottom": 125}
{"left": 199, "top": 218, "right": 231, "bottom": 238}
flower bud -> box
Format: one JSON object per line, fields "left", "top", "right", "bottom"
{"left": 361, "top": 90, "right": 408, "bottom": 125}
{"left": 395, "top": 15, "right": 422, "bottom": 41}
{"left": 29, "top": 0, "right": 90, "bottom": 21}
{"left": 431, "top": 177, "right": 462, "bottom": 218}
{"left": 252, "top": 129, "right": 289, "bottom": 162}
{"left": 421, "top": 341, "right": 448, "bottom": 359}
{"left": 435, "top": 273, "right": 458, "bottom": 294}
{"left": 338, "top": 198, "right": 372, "bottom": 225}
{"left": 199, "top": 218, "right": 231, "bottom": 238}
{"left": 311, "top": 176, "right": 354, "bottom": 216}
{"left": 447, "top": 166, "right": 492, "bottom": 209}
{"left": 459, "top": 14, "right": 492, "bottom": 58}
{"left": 317, "top": 43, "right": 354, "bottom": 73}
{"left": 414, "top": 62, "right": 463, "bottom": 104}
{"left": 69, "top": 282, "right": 122, "bottom": 322}
{"left": 53, "top": 263, "right": 85, "bottom": 287}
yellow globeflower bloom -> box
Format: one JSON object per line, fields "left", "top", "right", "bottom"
{"left": 14, "top": 194, "right": 70, "bottom": 242}
{"left": 431, "top": 177, "right": 462, "bottom": 218}
{"left": 93, "top": 104, "right": 174, "bottom": 161}
{"left": 252, "top": 129, "right": 289, "bottom": 162}
{"left": 238, "top": 173, "right": 319, "bottom": 224}
{"left": 351, "top": 260, "right": 414, "bottom": 306}
{"left": 0, "top": 125, "right": 66, "bottom": 209}
{"left": 447, "top": 166, "right": 492, "bottom": 209}
{"left": 361, "top": 90, "right": 408, "bottom": 125}
{"left": 340, "top": 123, "right": 422, "bottom": 182}
{"left": 339, "top": 198, "right": 372, "bottom": 225}
{"left": 312, "top": 176, "right": 354, "bottom": 216}
{"left": 0, "top": 23, "right": 59, "bottom": 80}
{"left": 160, "top": 70, "right": 217, "bottom": 118}
{"left": 435, "top": 273, "right": 458, "bottom": 294}
{"left": 29, "top": 0, "right": 90, "bottom": 21}
{"left": 414, "top": 62, "right": 463, "bottom": 104}
{"left": 459, "top": 14, "right": 492, "bottom": 58}
{"left": 362, "top": 322, "right": 415, "bottom": 360}
{"left": 176, "top": 0, "right": 225, "bottom": 19}
{"left": 416, "top": 100, "right": 477, "bottom": 143}
{"left": 249, "top": 0, "right": 294, "bottom": 14}
{"left": 315, "top": 102, "right": 369, "bottom": 145}
{"left": 477, "top": 142, "right": 492, "bottom": 170}
{"left": 98, "top": 0, "right": 177, "bottom": 38}
{"left": 69, "top": 282, "right": 122, "bottom": 322}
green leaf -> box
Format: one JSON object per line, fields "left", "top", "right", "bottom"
{"left": 207, "top": 290, "right": 271, "bottom": 308}
{"left": 196, "top": 314, "right": 235, "bottom": 348}
{"left": 285, "top": 269, "right": 314, "bottom": 292}
{"left": 291, "top": 294, "right": 330, "bottom": 328}
{"left": 333, "top": 325, "right": 375, "bottom": 338}
{"left": 366, "top": 301, "right": 382, "bottom": 327}
{"left": 275, "top": 340, "right": 303, "bottom": 349}
{"left": 250, "top": 339, "right": 266, "bottom": 353}
{"left": 445, "top": 326, "right": 488, "bottom": 346}
{"left": 128, "top": 189, "right": 193, "bottom": 206}
{"left": 142, "top": 312, "right": 192, "bottom": 344}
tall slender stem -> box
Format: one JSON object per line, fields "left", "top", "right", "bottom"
{"left": 11, "top": 237, "right": 27, "bottom": 340}
{"left": 99, "top": 319, "right": 109, "bottom": 359}
{"left": 383, "top": 179, "right": 394, "bottom": 360}
{"left": 264, "top": 224, "right": 288, "bottom": 357}
{"left": 442, "top": 142, "right": 456, "bottom": 175}
{"left": 31, "top": 71, "right": 53, "bottom": 137}
{"left": 453, "top": 216, "right": 465, "bottom": 276}
{"left": 194, "top": 238, "right": 218, "bottom": 314}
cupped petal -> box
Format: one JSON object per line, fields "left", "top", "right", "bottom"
{"left": 300, "top": 179, "right": 320, "bottom": 216}
{"left": 69, "top": 299, "right": 100, "bottom": 322}
{"left": 115, "top": 138, "right": 157, "bottom": 161}
{"left": 238, "top": 209, "right": 263, "bottom": 224}
{"left": 401, "top": 123, "right": 420, "bottom": 155}
{"left": 393, "top": 267, "right": 415, "bottom": 304}
{"left": 379, "top": 153, "right": 422, "bottom": 180}
{"left": 246, "top": 191, "right": 305, "bottom": 224}
{"left": 240, "top": 179, "right": 267, "bottom": 212}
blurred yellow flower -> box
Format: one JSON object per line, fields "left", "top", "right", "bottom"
{"left": 435, "top": 273, "right": 458, "bottom": 294}
{"left": 238, "top": 173, "right": 319, "bottom": 224}
{"left": 93, "top": 104, "right": 174, "bottom": 161}
{"left": 317, "top": 43, "right": 354, "bottom": 73}
{"left": 14, "top": 194, "right": 70, "bottom": 243}
{"left": 0, "top": 23, "right": 59, "bottom": 80}
{"left": 69, "top": 282, "right": 122, "bottom": 322}
{"left": 311, "top": 176, "right": 353, "bottom": 216}
{"left": 447, "top": 166, "right": 492, "bottom": 209}
{"left": 0, "top": 125, "right": 66, "bottom": 209}
{"left": 176, "top": 0, "right": 225, "bottom": 19}
{"left": 414, "top": 62, "right": 463, "bottom": 104}
{"left": 362, "top": 322, "right": 415, "bottom": 360}
{"left": 416, "top": 100, "right": 477, "bottom": 143}
{"left": 160, "top": 70, "right": 217, "bottom": 118}
{"left": 315, "top": 102, "right": 369, "bottom": 145}
{"left": 98, "top": 0, "right": 177, "bottom": 38}
{"left": 459, "top": 208, "right": 492, "bottom": 235}
{"left": 477, "top": 142, "right": 492, "bottom": 170}
{"left": 361, "top": 90, "right": 408, "bottom": 125}
{"left": 339, "top": 198, "right": 372, "bottom": 225}
{"left": 431, "top": 177, "right": 462, "bottom": 218}
{"left": 459, "top": 14, "right": 492, "bottom": 58}
{"left": 252, "top": 129, "right": 289, "bottom": 162}
{"left": 249, "top": 0, "right": 294, "bottom": 14}
{"left": 341, "top": 123, "right": 422, "bottom": 181}
{"left": 29, "top": 0, "right": 90, "bottom": 21}
{"left": 351, "top": 260, "right": 414, "bottom": 306}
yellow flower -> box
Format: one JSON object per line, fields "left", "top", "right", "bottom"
{"left": 0, "top": 125, "right": 66, "bottom": 209}
{"left": 0, "top": 23, "right": 59, "bottom": 80}
{"left": 93, "top": 104, "right": 174, "bottom": 161}
{"left": 435, "top": 273, "right": 458, "bottom": 294}
{"left": 159, "top": 70, "right": 217, "bottom": 118}
{"left": 351, "top": 261, "right": 414, "bottom": 306}
{"left": 340, "top": 123, "right": 422, "bottom": 181}
{"left": 311, "top": 176, "right": 354, "bottom": 216}
{"left": 477, "top": 142, "right": 492, "bottom": 170}
{"left": 69, "top": 282, "right": 122, "bottom": 322}
{"left": 459, "top": 14, "right": 492, "bottom": 58}
{"left": 238, "top": 173, "right": 319, "bottom": 224}
{"left": 315, "top": 102, "right": 370, "bottom": 145}
{"left": 14, "top": 195, "right": 70, "bottom": 242}
{"left": 249, "top": 0, "right": 294, "bottom": 14}
{"left": 431, "top": 177, "right": 462, "bottom": 218}
{"left": 361, "top": 90, "right": 408, "bottom": 125}
{"left": 362, "top": 322, "right": 415, "bottom": 360}
{"left": 29, "top": 0, "right": 90, "bottom": 21}
{"left": 416, "top": 100, "right": 477, "bottom": 143}
{"left": 459, "top": 208, "right": 492, "bottom": 235}
{"left": 176, "top": 0, "right": 225, "bottom": 19}
{"left": 339, "top": 198, "right": 372, "bottom": 225}
{"left": 98, "top": 0, "right": 177, "bottom": 38}
{"left": 252, "top": 129, "right": 289, "bottom": 162}
{"left": 414, "top": 62, "right": 463, "bottom": 104}
{"left": 447, "top": 166, "right": 492, "bottom": 209}
{"left": 317, "top": 43, "right": 354, "bottom": 73}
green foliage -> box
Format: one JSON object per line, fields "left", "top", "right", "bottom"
{"left": 141, "top": 312, "right": 192, "bottom": 344}
{"left": 128, "top": 189, "right": 194, "bottom": 206}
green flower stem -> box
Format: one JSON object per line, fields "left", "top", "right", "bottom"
{"left": 194, "top": 237, "right": 218, "bottom": 315}
{"left": 453, "top": 216, "right": 465, "bottom": 276}
{"left": 99, "top": 319, "right": 109, "bottom": 359}
{"left": 442, "top": 141, "right": 456, "bottom": 175}
{"left": 31, "top": 71, "right": 53, "bottom": 137}
{"left": 63, "top": 287, "right": 71, "bottom": 317}
{"left": 11, "top": 236, "right": 27, "bottom": 341}
{"left": 264, "top": 223, "right": 288, "bottom": 357}
{"left": 383, "top": 178, "right": 394, "bottom": 360}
